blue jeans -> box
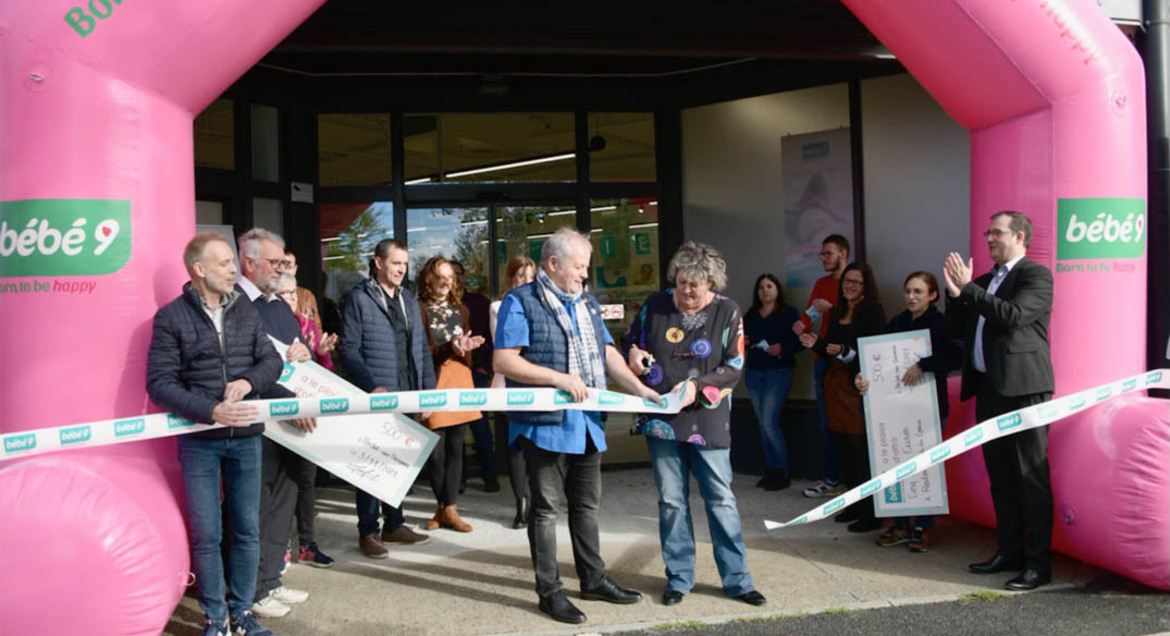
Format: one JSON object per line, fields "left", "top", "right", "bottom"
{"left": 178, "top": 434, "right": 262, "bottom": 623}
{"left": 745, "top": 367, "right": 794, "bottom": 473}
{"left": 646, "top": 437, "right": 754, "bottom": 597}
{"left": 356, "top": 490, "right": 404, "bottom": 538}
{"left": 814, "top": 357, "right": 840, "bottom": 483}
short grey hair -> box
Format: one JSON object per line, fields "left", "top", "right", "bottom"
{"left": 541, "top": 226, "right": 592, "bottom": 265}
{"left": 237, "top": 227, "right": 285, "bottom": 262}
{"left": 667, "top": 241, "right": 728, "bottom": 291}
{"left": 276, "top": 272, "right": 298, "bottom": 291}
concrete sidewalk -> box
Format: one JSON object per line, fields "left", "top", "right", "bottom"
{"left": 164, "top": 469, "right": 1101, "bottom": 635}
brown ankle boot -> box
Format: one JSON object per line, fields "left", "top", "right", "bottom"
{"left": 425, "top": 503, "right": 444, "bottom": 531}
{"left": 440, "top": 503, "right": 473, "bottom": 532}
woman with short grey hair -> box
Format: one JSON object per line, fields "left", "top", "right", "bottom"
{"left": 666, "top": 241, "right": 728, "bottom": 292}
{"left": 622, "top": 241, "right": 765, "bottom": 608}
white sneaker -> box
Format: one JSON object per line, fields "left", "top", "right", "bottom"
{"left": 250, "top": 593, "right": 290, "bottom": 618}
{"left": 270, "top": 585, "right": 309, "bottom": 605}
{"left": 802, "top": 479, "right": 845, "bottom": 498}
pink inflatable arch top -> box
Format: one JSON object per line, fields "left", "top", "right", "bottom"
{"left": 0, "top": 1, "right": 1164, "bottom": 633}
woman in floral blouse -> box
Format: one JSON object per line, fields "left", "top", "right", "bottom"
{"left": 418, "top": 256, "right": 485, "bottom": 533}
{"left": 623, "top": 242, "right": 765, "bottom": 609}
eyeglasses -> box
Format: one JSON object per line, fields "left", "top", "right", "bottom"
{"left": 263, "top": 258, "right": 292, "bottom": 270}
{"left": 982, "top": 228, "right": 1016, "bottom": 239}
{"left": 842, "top": 278, "right": 864, "bottom": 287}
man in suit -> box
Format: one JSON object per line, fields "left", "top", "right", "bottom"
{"left": 943, "top": 210, "right": 1054, "bottom": 591}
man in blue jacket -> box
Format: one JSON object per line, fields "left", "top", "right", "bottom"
{"left": 338, "top": 238, "right": 434, "bottom": 558}
{"left": 147, "top": 232, "right": 281, "bottom": 636}
{"left": 494, "top": 227, "right": 663, "bottom": 625}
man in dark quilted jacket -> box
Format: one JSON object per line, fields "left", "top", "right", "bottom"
{"left": 147, "top": 232, "right": 282, "bottom": 636}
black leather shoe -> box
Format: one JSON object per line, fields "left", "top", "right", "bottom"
{"left": 763, "top": 471, "right": 791, "bottom": 492}
{"left": 538, "top": 593, "right": 586, "bottom": 624}
{"left": 736, "top": 590, "right": 767, "bottom": 606}
{"left": 662, "top": 590, "right": 684, "bottom": 606}
{"left": 968, "top": 553, "right": 1024, "bottom": 574}
{"left": 834, "top": 509, "right": 858, "bottom": 523}
{"left": 1005, "top": 568, "right": 1051, "bottom": 590}
{"left": 580, "top": 578, "right": 642, "bottom": 604}
{"left": 512, "top": 497, "right": 529, "bottom": 530}
{"left": 484, "top": 474, "right": 501, "bottom": 493}
{"left": 847, "top": 518, "right": 882, "bottom": 533}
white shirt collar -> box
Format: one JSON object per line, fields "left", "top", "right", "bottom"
{"left": 994, "top": 253, "right": 1026, "bottom": 276}
{"left": 236, "top": 275, "right": 264, "bottom": 302}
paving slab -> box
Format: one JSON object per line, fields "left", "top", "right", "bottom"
{"left": 165, "top": 469, "right": 1096, "bottom": 635}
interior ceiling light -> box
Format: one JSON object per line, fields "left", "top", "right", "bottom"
{"left": 445, "top": 152, "right": 575, "bottom": 179}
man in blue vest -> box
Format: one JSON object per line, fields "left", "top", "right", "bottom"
{"left": 494, "top": 226, "right": 663, "bottom": 625}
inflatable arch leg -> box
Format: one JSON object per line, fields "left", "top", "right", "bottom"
{"left": 843, "top": 0, "right": 1168, "bottom": 589}
{"left": 0, "top": 1, "right": 326, "bottom": 632}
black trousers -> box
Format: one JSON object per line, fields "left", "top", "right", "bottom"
{"left": 975, "top": 374, "right": 1054, "bottom": 571}
{"left": 497, "top": 414, "right": 529, "bottom": 502}
{"left": 521, "top": 435, "right": 606, "bottom": 598}
{"left": 836, "top": 431, "right": 875, "bottom": 524}
{"left": 428, "top": 424, "right": 467, "bottom": 505}
{"left": 290, "top": 452, "right": 317, "bottom": 547}
{"left": 255, "top": 438, "right": 299, "bottom": 602}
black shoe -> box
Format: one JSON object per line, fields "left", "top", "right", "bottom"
{"left": 968, "top": 553, "right": 1024, "bottom": 574}
{"left": 484, "top": 474, "right": 501, "bottom": 493}
{"left": 755, "top": 475, "right": 767, "bottom": 488}
{"left": 736, "top": 590, "right": 767, "bottom": 606}
{"left": 538, "top": 593, "right": 586, "bottom": 624}
{"left": 580, "top": 578, "right": 642, "bottom": 604}
{"left": 662, "top": 590, "right": 684, "bottom": 606}
{"left": 1005, "top": 568, "right": 1051, "bottom": 590}
{"left": 834, "top": 509, "right": 858, "bottom": 523}
{"left": 762, "top": 471, "right": 791, "bottom": 491}
{"left": 512, "top": 497, "right": 529, "bottom": 530}
{"left": 847, "top": 518, "right": 882, "bottom": 533}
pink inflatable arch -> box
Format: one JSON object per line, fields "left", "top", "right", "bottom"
{"left": 843, "top": 0, "right": 1168, "bottom": 589}
{"left": 0, "top": 1, "right": 325, "bottom": 633}
{"left": 0, "top": 1, "right": 1164, "bottom": 633}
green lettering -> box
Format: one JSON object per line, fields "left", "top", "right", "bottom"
{"left": 64, "top": 7, "right": 95, "bottom": 38}
{"left": 89, "top": 0, "right": 113, "bottom": 19}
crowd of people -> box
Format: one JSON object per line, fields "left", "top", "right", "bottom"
{"left": 147, "top": 210, "right": 1056, "bottom": 635}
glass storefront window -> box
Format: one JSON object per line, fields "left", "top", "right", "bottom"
{"left": 588, "top": 198, "right": 660, "bottom": 334}
{"left": 588, "top": 112, "right": 656, "bottom": 182}
{"left": 494, "top": 205, "right": 578, "bottom": 295}
{"left": 403, "top": 113, "right": 576, "bottom": 184}
{"left": 251, "top": 103, "right": 280, "bottom": 183}
{"left": 407, "top": 207, "right": 489, "bottom": 296}
{"left": 320, "top": 202, "right": 395, "bottom": 303}
{"left": 319, "top": 114, "right": 392, "bottom": 186}
{"left": 194, "top": 98, "right": 234, "bottom": 170}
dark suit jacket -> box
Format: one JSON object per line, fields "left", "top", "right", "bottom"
{"left": 946, "top": 256, "right": 1055, "bottom": 400}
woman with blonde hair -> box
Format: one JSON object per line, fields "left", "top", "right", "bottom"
{"left": 418, "top": 256, "right": 485, "bottom": 532}
{"left": 491, "top": 254, "right": 537, "bottom": 528}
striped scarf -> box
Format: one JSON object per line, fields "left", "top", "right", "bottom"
{"left": 536, "top": 269, "right": 607, "bottom": 390}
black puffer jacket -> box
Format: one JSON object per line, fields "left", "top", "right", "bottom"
{"left": 147, "top": 283, "right": 283, "bottom": 438}
{"left": 338, "top": 279, "right": 436, "bottom": 393}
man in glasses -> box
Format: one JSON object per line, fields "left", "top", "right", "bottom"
{"left": 944, "top": 210, "right": 1054, "bottom": 591}
{"left": 793, "top": 234, "right": 850, "bottom": 499}
{"left": 236, "top": 228, "right": 316, "bottom": 619}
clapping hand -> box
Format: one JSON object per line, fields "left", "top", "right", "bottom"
{"left": 452, "top": 333, "right": 486, "bottom": 357}
{"left": 943, "top": 252, "right": 973, "bottom": 297}
{"left": 318, "top": 332, "right": 339, "bottom": 355}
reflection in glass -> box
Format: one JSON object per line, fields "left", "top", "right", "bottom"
{"left": 588, "top": 199, "right": 660, "bottom": 334}
{"left": 320, "top": 202, "right": 395, "bottom": 302}
{"left": 588, "top": 112, "right": 656, "bottom": 182}
{"left": 407, "top": 207, "right": 489, "bottom": 295}
{"left": 251, "top": 103, "right": 280, "bottom": 183}
{"left": 194, "top": 99, "right": 234, "bottom": 170}
{"left": 319, "top": 114, "right": 392, "bottom": 186}
{"left": 403, "top": 113, "right": 576, "bottom": 184}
